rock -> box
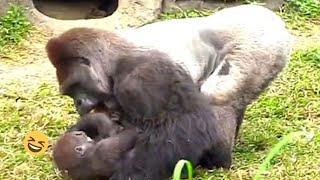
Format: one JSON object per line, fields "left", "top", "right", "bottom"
{"left": 162, "top": 0, "right": 285, "bottom": 12}
{"left": 0, "top": 0, "right": 8, "bottom": 16}
{"left": 0, "top": 0, "right": 163, "bottom": 34}
{"left": 0, "top": 0, "right": 285, "bottom": 34}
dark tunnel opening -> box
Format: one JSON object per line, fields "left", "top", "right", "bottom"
{"left": 32, "top": 0, "right": 119, "bottom": 20}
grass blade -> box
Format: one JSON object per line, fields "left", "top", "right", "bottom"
{"left": 173, "top": 159, "right": 193, "bottom": 180}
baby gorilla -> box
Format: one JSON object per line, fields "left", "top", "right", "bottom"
{"left": 53, "top": 113, "right": 138, "bottom": 180}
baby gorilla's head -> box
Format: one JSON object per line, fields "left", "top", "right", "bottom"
{"left": 53, "top": 131, "right": 96, "bottom": 178}
{"left": 53, "top": 129, "right": 138, "bottom": 179}
{"left": 53, "top": 112, "right": 124, "bottom": 179}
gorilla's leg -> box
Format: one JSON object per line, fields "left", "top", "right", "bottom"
{"left": 199, "top": 104, "right": 237, "bottom": 169}
{"left": 200, "top": 141, "right": 233, "bottom": 169}
{"left": 235, "top": 106, "right": 246, "bottom": 138}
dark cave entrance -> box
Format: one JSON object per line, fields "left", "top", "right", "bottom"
{"left": 32, "top": 0, "right": 119, "bottom": 20}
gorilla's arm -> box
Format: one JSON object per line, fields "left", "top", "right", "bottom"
{"left": 67, "top": 113, "right": 124, "bottom": 141}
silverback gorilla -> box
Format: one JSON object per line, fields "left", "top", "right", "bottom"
{"left": 47, "top": 4, "right": 293, "bottom": 180}
{"left": 47, "top": 4, "right": 293, "bottom": 115}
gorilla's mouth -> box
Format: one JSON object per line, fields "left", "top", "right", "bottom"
{"left": 88, "top": 103, "right": 106, "bottom": 114}
{"left": 86, "top": 136, "right": 93, "bottom": 142}
{"left": 88, "top": 108, "right": 96, "bottom": 114}
{"left": 80, "top": 102, "right": 105, "bottom": 115}
{"left": 89, "top": 100, "right": 120, "bottom": 114}
{"left": 27, "top": 143, "right": 42, "bottom": 152}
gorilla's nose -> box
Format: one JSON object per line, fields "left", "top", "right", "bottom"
{"left": 75, "top": 98, "right": 96, "bottom": 116}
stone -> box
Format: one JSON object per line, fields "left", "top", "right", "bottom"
{"left": 0, "top": 0, "right": 285, "bottom": 34}
{"left": 0, "top": 0, "right": 163, "bottom": 34}
{"left": 162, "top": 0, "right": 285, "bottom": 12}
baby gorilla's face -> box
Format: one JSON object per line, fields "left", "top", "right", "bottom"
{"left": 53, "top": 110, "right": 129, "bottom": 179}
{"left": 53, "top": 131, "right": 93, "bottom": 171}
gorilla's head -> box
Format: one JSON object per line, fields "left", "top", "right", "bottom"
{"left": 46, "top": 28, "right": 132, "bottom": 115}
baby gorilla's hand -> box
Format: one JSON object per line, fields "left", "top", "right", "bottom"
{"left": 68, "top": 113, "right": 124, "bottom": 141}
{"left": 110, "top": 111, "right": 121, "bottom": 121}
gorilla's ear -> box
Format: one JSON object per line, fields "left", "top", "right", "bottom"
{"left": 46, "top": 38, "right": 65, "bottom": 67}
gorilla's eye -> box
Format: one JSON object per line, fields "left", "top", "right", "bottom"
{"left": 78, "top": 57, "right": 90, "bottom": 66}
{"left": 62, "top": 82, "right": 80, "bottom": 96}
{"left": 68, "top": 57, "right": 90, "bottom": 66}
{"left": 75, "top": 132, "right": 84, "bottom": 136}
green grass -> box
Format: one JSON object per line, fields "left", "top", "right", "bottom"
{"left": 0, "top": 4, "right": 32, "bottom": 53}
{"left": 0, "top": 1, "right": 320, "bottom": 179}
{"left": 159, "top": 9, "right": 215, "bottom": 20}
{"left": 253, "top": 131, "right": 314, "bottom": 180}
{"left": 278, "top": 0, "right": 320, "bottom": 36}
{"left": 173, "top": 160, "right": 194, "bottom": 180}
{"left": 0, "top": 82, "right": 77, "bottom": 179}
{"left": 286, "top": 0, "right": 320, "bottom": 18}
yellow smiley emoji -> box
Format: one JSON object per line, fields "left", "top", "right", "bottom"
{"left": 23, "top": 131, "right": 49, "bottom": 156}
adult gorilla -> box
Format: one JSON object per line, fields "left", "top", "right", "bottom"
{"left": 47, "top": 4, "right": 293, "bottom": 179}
{"left": 47, "top": 4, "right": 293, "bottom": 115}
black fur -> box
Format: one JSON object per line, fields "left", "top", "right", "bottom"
{"left": 46, "top": 29, "right": 237, "bottom": 180}
{"left": 53, "top": 129, "right": 138, "bottom": 180}
{"left": 109, "top": 54, "right": 233, "bottom": 179}
{"left": 53, "top": 113, "right": 138, "bottom": 179}
{"left": 67, "top": 113, "right": 125, "bottom": 141}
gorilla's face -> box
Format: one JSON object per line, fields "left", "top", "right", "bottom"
{"left": 59, "top": 61, "right": 117, "bottom": 115}
{"left": 46, "top": 28, "right": 122, "bottom": 115}
{"left": 53, "top": 131, "right": 93, "bottom": 169}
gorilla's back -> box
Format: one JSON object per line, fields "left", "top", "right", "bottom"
{"left": 119, "top": 4, "right": 294, "bottom": 83}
